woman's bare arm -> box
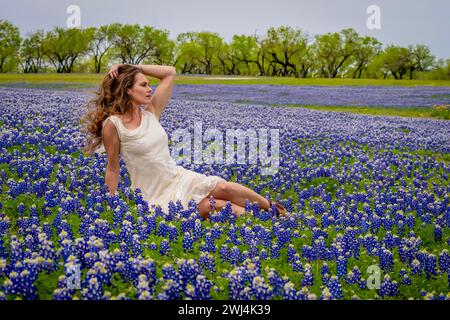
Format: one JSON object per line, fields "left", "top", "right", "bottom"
{"left": 139, "top": 65, "right": 176, "bottom": 80}
{"left": 139, "top": 65, "right": 176, "bottom": 120}
{"left": 102, "top": 120, "right": 121, "bottom": 196}
{"left": 107, "top": 64, "right": 176, "bottom": 120}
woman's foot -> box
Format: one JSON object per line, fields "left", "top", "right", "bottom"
{"left": 269, "top": 201, "right": 287, "bottom": 217}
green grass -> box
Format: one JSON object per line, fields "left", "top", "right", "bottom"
{"left": 1, "top": 73, "right": 450, "bottom": 87}
{"left": 277, "top": 104, "right": 449, "bottom": 120}
{"left": 1, "top": 74, "right": 448, "bottom": 121}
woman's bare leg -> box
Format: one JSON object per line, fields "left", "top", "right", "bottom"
{"left": 197, "top": 197, "right": 245, "bottom": 219}
{"left": 207, "top": 181, "right": 270, "bottom": 210}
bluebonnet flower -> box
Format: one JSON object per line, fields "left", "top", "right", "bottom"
{"left": 287, "top": 244, "right": 296, "bottom": 263}
{"left": 292, "top": 257, "right": 303, "bottom": 273}
{"left": 302, "top": 264, "right": 314, "bottom": 287}
{"left": 259, "top": 249, "right": 268, "bottom": 260}
{"left": 402, "top": 274, "right": 412, "bottom": 285}
{"left": 336, "top": 256, "right": 347, "bottom": 279}
{"left": 219, "top": 244, "right": 229, "bottom": 263}
{"left": 328, "top": 276, "right": 343, "bottom": 299}
{"left": 157, "top": 279, "right": 182, "bottom": 300}
{"left": 282, "top": 282, "right": 298, "bottom": 300}
{"left": 277, "top": 227, "right": 292, "bottom": 248}
{"left": 81, "top": 276, "right": 103, "bottom": 300}
{"left": 53, "top": 287, "right": 73, "bottom": 300}
{"left": 229, "top": 246, "right": 241, "bottom": 266}
{"left": 168, "top": 223, "right": 179, "bottom": 242}
{"left": 194, "top": 219, "right": 203, "bottom": 241}
{"left": 136, "top": 274, "right": 153, "bottom": 300}
{"left": 177, "top": 258, "right": 202, "bottom": 286}
{"left": 159, "top": 239, "right": 170, "bottom": 256}
{"left": 157, "top": 220, "right": 168, "bottom": 238}
{"left": 180, "top": 218, "right": 191, "bottom": 234}
{"left": 321, "top": 262, "right": 330, "bottom": 276}
{"left": 119, "top": 220, "right": 133, "bottom": 247}
{"left": 320, "top": 287, "right": 332, "bottom": 300}
{"left": 379, "top": 248, "right": 394, "bottom": 272}
{"left": 266, "top": 269, "right": 287, "bottom": 297}
{"left": 241, "top": 225, "right": 254, "bottom": 245}
{"left": 406, "top": 214, "right": 415, "bottom": 229}
{"left": 382, "top": 231, "right": 397, "bottom": 249}
{"left": 258, "top": 227, "right": 271, "bottom": 248}
{"left": 211, "top": 223, "right": 222, "bottom": 239}
{"left": 183, "top": 232, "right": 194, "bottom": 252}
{"left": 379, "top": 274, "right": 399, "bottom": 297}
{"left": 252, "top": 276, "right": 273, "bottom": 300}
{"left": 192, "top": 275, "right": 213, "bottom": 300}
{"left": 438, "top": 249, "right": 450, "bottom": 273}
{"left": 425, "top": 254, "right": 438, "bottom": 278}
{"left": 148, "top": 242, "right": 157, "bottom": 251}
{"left": 199, "top": 252, "right": 216, "bottom": 273}
{"left": 162, "top": 263, "right": 177, "bottom": 280}
{"left": 227, "top": 269, "right": 245, "bottom": 300}
{"left": 347, "top": 266, "right": 362, "bottom": 285}
{"left": 434, "top": 224, "right": 442, "bottom": 242}
{"left": 301, "top": 245, "right": 316, "bottom": 262}
{"left": 200, "top": 231, "right": 216, "bottom": 253}
{"left": 146, "top": 213, "right": 157, "bottom": 235}
{"left": 136, "top": 217, "right": 150, "bottom": 241}
{"left": 271, "top": 243, "right": 280, "bottom": 259}
{"left": 131, "top": 234, "right": 142, "bottom": 257}
{"left": 241, "top": 250, "right": 250, "bottom": 262}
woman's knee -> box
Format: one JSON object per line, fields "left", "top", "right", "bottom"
{"left": 209, "top": 181, "right": 232, "bottom": 199}
{"left": 197, "top": 197, "right": 228, "bottom": 218}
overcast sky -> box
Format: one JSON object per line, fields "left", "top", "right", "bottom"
{"left": 2, "top": 0, "right": 449, "bottom": 59}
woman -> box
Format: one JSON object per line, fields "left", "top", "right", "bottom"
{"left": 81, "top": 63, "right": 287, "bottom": 219}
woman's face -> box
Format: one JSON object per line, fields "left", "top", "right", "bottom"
{"left": 127, "top": 72, "right": 153, "bottom": 106}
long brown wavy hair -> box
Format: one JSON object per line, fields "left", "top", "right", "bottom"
{"left": 80, "top": 64, "right": 142, "bottom": 156}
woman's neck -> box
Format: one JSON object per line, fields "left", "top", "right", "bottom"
{"left": 127, "top": 104, "right": 141, "bottom": 118}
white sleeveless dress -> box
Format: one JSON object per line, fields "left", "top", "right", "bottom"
{"left": 96, "top": 107, "right": 226, "bottom": 213}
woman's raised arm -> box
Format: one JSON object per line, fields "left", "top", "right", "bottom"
{"left": 138, "top": 65, "right": 176, "bottom": 120}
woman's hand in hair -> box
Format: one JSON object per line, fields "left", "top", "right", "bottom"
{"left": 108, "top": 64, "right": 123, "bottom": 79}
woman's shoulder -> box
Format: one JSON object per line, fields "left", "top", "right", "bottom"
{"left": 142, "top": 108, "right": 159, "bottom": 121}
{"left": 102, "top": 115, "right": 121, "bottom": 129}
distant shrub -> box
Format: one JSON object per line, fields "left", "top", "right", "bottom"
{"left": 431, "top": 104, "right": 450, "bottom": 120}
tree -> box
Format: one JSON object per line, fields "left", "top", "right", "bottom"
{"left": 350, "top": 36, "right": 382, "bottom": 78}
{"left": 43, "top": 27, "right": 92, "bottom": 73}
{"left": 312, "top": 28, "right": 360, "bottom": 78}
{"left": 378, "top": 45, "right": 412, "bottom": 80}
{"left": 110, "top": 23, "right": 174, "bottom": 66}
{"left": 0, "top": 20, "right": 21, "bottom": 72}
{"left": 175, "top": 32, "right": 223, "bottom": 74}
{"left": 216, "top": 42, "right": 242, "bottom": 75}
{"left": 229, "top": 35, "right": 259, "bottom": 75}
{"left": 142, "top": 29, "right": 175, "bottom": 66}
{"left": 86, "top": 25, "right": 114, "bottom": 73}
{"left": 408, "top": 44, "right": 435, "bottom": 79}
{"left": 20, "top": 30, "right": 46, "bottom": 73}
{"left": 196, "top": 32, "right": 223, "bottom": 75}
{"left": 264, "top": 26, "right": 309, "bottom": 77}
{"left": 175, "top": 32, "right": 204, "bottom": 74}
{"left": 292, "top": 45, "right": 315, "bottom": 78}
{"left": 254, "top": 33, "right": 270, "bottom": 76}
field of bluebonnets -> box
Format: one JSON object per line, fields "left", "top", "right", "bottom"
{"left": 0, "top": 84, "right": 449, "bottom": 300}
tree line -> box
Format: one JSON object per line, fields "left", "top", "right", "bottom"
{"left": 1, "top": 19, "right": 449, "bottom": 80}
